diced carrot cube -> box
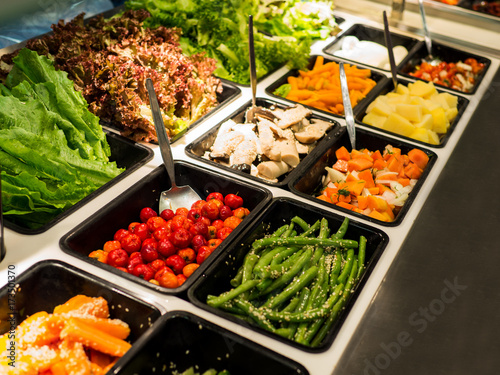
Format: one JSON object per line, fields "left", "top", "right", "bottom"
{"left": 345, "top": 173, "right": 359, "bottom": 182}
{"left": 336, "top": 201, "right": 356, "bottom": 211}
{"left": 357, "top": 169, "right": 375, "bottom": 188}
{"left": 332, "top": 159, "right": 349, "bottom": 172}
{"left": 317, "top": 195, "right": 332, "bottom": 203}
{"left": 345, "top": 180, "right": 366, "bottom": 196}
{"left": 367, "top": 195, "right": 389, "bottom": 211}
{"left": 397, "top": 178, "right": 411, "bottom": 187}
{"left": 373, "top": 159, "right": 387, "bottom": 170}
{"left": 372, "top": 149, "right": 383, "bottom": 161}
{"left": 322, "top": 187, "right": 338, "bottom": 197}
{"left": 347, "top": 158, "right": 373, "bottom": 172}
{"left": 335, "top": 146, "right": 351, "bottom": 161}
{"left": 386, "top": 154, "right": 404, "bottom": 173}
{"left": 404, "top": 163, "right": 423, "bottom": 179}
{"left": 369, "top": 210, "right": 389, "bottom": 222}
{"left": 368, "top": 187, "right": 380, "bottom": 195}
{"left": 408, "top": 148, "right": 429, "bottom": 169}
{"left": 351, "top": 149, "right": 373, "bottom": 161}
{"left": 357, "top": 195, "right": 369, "bottom": 210}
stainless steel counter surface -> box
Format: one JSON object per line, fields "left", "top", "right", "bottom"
{"left": 332, "top": 65, "right": 500, "bottom": 375}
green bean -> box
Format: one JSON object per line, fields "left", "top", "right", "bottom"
{"left": 270, "top": 246, "right": 300, "bottom": 266}
{"left": 357, "top": 235, "right": 367, "bottom": 280}
{"left": 282, "top": 222, "right": 295, "bottom": 237}
{"left": 207, "top": 280, "right": 260, "bottom": 308}
{"left": 240, "top": 253, "right": 259, "bottom": 298}
{"left": 286, "top": 288, "right": 311, "bottom": 337}
{"left": 329, "top": 249, "right": 342, "bottom": 286}
{"left": 254, "top": 278, "right": 273, "bottom": 292}
{"left": 233, "top": 298, "right": 276, "bottom": 332}
{"left": 298, "top": 220, "right": 321, "bottom": 237}
{"left": 251, "top": 236, "right": 358, "bottom": 252}
{"left": 318, "top": 218, "right": 330, "bottom": 239}
{"left": 281, "top": 296, "right": 301, "bottom": 313}
{"left": 253, "top": 246, "right": 289, "bottom": 278}
{"left": 298, "top": 286, "right": 331, "bottom": 345}
{"left": 230, "top": 266, "right": 244, "bottom": 287}
{"left": 291, "top": 216, "right": 310, "bottom": 232}
{"left": 261, "top": 283, "right": 344, "bottom": 323}
{"left": 310, "top": 258, "right": 358, "bottom": 347}
{"left": 263, "top": 265, "right": 318, "bottom": 309}
{"left": 332, "top": 217, "right": 349, "bottom": 239}
{"left": 275, "top": 327, "right": 294, "bottom": 338}
{"left": 259, "top": 247, "right": 313, "bottom": 296}
{"left": 269, "top": 249, "right": 305, "bottom": 275}
{"left": 272, "top": 224, "right": 289, "bottom": 237}
{"left": 336, "top": 248, "right": 355, "bottom": 286}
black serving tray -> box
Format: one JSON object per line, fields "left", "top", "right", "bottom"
{"left": 185, "top": 97, "right": 342, "bottom": 188}
{"left": 355, "top": 77, "right": 469, "bottom": 148}
{"left": 4, "top": 130, "right": 153, "bottom": 235}
{"left": 322, "top": 24, "right": 422, "bottom": 72}
{"left": 0, "top": 259, "right": 161, "bottom": 342}
{"left": 265, "top": 55, "right": 388, "bottom": 120}
{"left": 289, "top": 126, "right": 438, "bottom": 226}
{"left": 111, "top": 310, "right": 309, "bottom": 375}
{"left": 60, "top": 160, "right": 273, "bottom": 297}
{"left": 398, "top": 41, "right": 491, "bottom": 95}
{"left": 188, "top": 197, "right": 389, "bottom": 353}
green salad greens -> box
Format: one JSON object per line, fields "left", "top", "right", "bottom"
{"left": 0, "top": 48, "right": 123, "bottom": 230}
{"left": 124, "top": 0, "right": 337, "bottom": 84}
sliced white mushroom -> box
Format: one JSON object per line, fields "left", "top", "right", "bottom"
{"left": 257, "top": 160, "right": 290, "bottom": 179}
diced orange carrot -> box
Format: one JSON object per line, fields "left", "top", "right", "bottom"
{"left": 335, "top": 146, "right": 351, "bottom": 161}
{"left": 357, "top": 169, "right": 375, "bottom": 188}
{"left": 369, "top": 210, "right": 389, "bottom": 222}
{"left": 373, "top": 159, "right": 387, "bottom": 170}
{"left": 351, "top": 149, "right": 373, "bottom": 161}
{"left": 332, "top": 159, "right": 349, "bottom": 172}
{"left": 368, "top": 187, "right": 380, "bottom": 195}
{"left": 54, "top": 295, "right": 109, "bottom": 319}
{"left": 347, "top": 158, "right": 373, "bottom": 171}
{"left": 371, "top": 149, "right": 383, "bottom": 161}
{"left": 404, "top": 163, "right": 423, "bottom": 179}
{"left": 357, "top": 195, "right": 369, "bottom": 210}
{"left": 345, "top": 173, "right": 359, "bottom": 182}
{"left": 322, "top": 186, "right": 338, "bottom": 197}
{"left": 377, "top": 183, "right": 393, "bottom": 195}
{"left": 367, "top": 195, "right": 389, "bottom": 212}
{"left": 346, "top": 180, "right": 366, "bottom": 196}
{"left": 375, "top": 173, "right": 398, "bottom": 185}
{"left": 397, "top": 178, "right": 411, "bottom": 187}
{"left": 331, "top": 191, "right": 351, "bottom": 204}
{"left": 336, "top": 201, "right": 356, "bottom": 211}
{"left": 61, "top": 317, "right": 132, "bottom": 357}
{"left": 386, "top": 154, "right": 404, "bottom": 173}
{"left": 402, "top": 154, "right": 410, "bottom": 166}
{"left": 90, "top": 349, "right": 114, "bottom": 369}
{"left": 317, "top": 195, "right": 332, "bottom": 203}
{"left": 384, "top": 207, "right": 395, "bottom": 221}
{"left": 408, "top": 148, "right": 429, "bottom": 170}
{"left": 72, "top": 317, "right": 130, "bottom": 340}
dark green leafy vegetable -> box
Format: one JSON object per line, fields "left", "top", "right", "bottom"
{"left": 0, "top": 49, "right": 123, "bottom": 229}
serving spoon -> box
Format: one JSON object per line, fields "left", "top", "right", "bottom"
{"left": 383, "top": 11, "right": 399, "bottom": 91}
{"left": 146, "top": 78, "right": 202, "bottom": 213}
{"left": 245, "top": 15, "right": 278, "bottom": 123}
{"left": 339, "top": 62, "right": 356, "bottom": 150}
{"left": 418, "top": 0, "right": 434, "bottom": 61}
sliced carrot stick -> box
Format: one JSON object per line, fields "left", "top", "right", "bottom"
{"left": 71, "top": 316, "right": 130, "bottom": 340}
{"left": 61, "top": 317, "right": 132, "bottom": 357}
{"left": 53, "top": 295, "right": 109, "bottom": 319}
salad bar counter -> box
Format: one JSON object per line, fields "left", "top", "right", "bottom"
{"left": 1, "top": 1, "right": 499, "bottom": 374}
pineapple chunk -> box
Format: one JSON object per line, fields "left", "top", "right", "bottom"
{"left": 438, "top": 92, "right": 458, "bottom": 108}
{"left": 427, "top": 129, "right": 440, "bottom": 145}
{"left": 409, "top": 80, "right": 438, "bottom": 98}
{"left": 395, "top": 103, "right": 423, "bottom": 123}
{"left": 362, "top": 112, "right": 387, "bottom": 128}
{"left": 382, "top": 113, "right": 415, "bottom": 137}
{"left": 414, "top": 113, "right": 434, "bottom": 129}
{"left": 430, "top": 107, "right": 449, "bottom": 134}
{"left": 445, "top": 107, "right": 458, "bottom": 122}
{"left": 396, "top": 84, "right": 410, "bottom": 95}
{"left": 409, "top": 127, "right": 430, "bottom": 143}
{"left": 369, "top": 98, "right": 394, "bottom": 117}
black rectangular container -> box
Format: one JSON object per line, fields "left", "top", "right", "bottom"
{"left": 188, "top": 197, "right": 389, "bottom": 352}
{"left": 265, "top": 55, "right": 388, "bottom": 120}
{"left": 322, "top": 24, "right": 421, "bottom": 71}
{"left": 4, "top": 130, "right": 154, "bottom": 235}
{"left": 289, "top": 126, "right": 438, "bottom": 226}
{"left": 60, "top": 160, "right": 273, "bottom": 296}
{"left": 355, "top": 77, "right": 469, "bottom": 148}
{"left": 0, "top": 260, "right": 162, "bottom": 342}
{"left": 111, "top": 310, "right": 309, "bottom": 375}
{"left": 185, "top": 97, "right": 343, "bottom": 188}
{"left": 397, "top": 41, "right": 491, "bottom": 95}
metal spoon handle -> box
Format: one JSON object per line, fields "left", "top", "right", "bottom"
{"left": 418, "top": 0, "right": 432, "bottom": 57}
{"left": 146, "top": 78, "right": 177, "bottom": 189}
{"left": 248, "top": 15, "right": 257, "bottom": 108}
{"left": 339, "top": 63, "right": 356, "bottom": 150}
{"left": 383, "top": 11, "right": 399, "bottom": 91}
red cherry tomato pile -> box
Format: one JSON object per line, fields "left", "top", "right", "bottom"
{"left": 89, "top": 192, "right": 250, "bottom": 289}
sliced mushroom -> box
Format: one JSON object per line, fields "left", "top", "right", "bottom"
{"left": 276, "top": 104, "right": 312, "bottom": 129}
{"left": 294, "top": 119, "right": 334, "bottom": 144}
{"left": 257, "top": 160, "right": 290, "bottom": 179}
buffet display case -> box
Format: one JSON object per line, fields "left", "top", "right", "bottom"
{"left": 1, "top": 1, "right": 499, "bottom": 374}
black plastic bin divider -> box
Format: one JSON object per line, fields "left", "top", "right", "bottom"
{"left": 397, "top": 41, "right": 491, "bottom": 95}
{"left": 354, "top": 76, "right": 470, "bottom": 148}
{"left": 4, "top": 130, "right": 154, "bottom": 235}
{"left": 60, "top": 160, "right": 273, "bottom": 297}
{"left": 322, "top": 23, "right": 422, "bottom": 72}
{"left": 110, "top": 310, "right": 310, "bottom": 375}
{"left": 288, "top": 126, "right": 438, "bottom": 226}
{"left": 265, "top": 55, "right": 389, "bottom": 120}
{"left": 188, "top": 197, "right": 389, "bottom": 353}
{"left": 0, "top": 259, "right": 162, "bottom": 342}
{"left": 185, "top": 97, "right": 343, "bottom": 189}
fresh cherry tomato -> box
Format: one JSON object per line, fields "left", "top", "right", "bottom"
{"left": 191, "top": 200, "right": 207, "bottom": 210}
{"left": 154, "top": 266, "right": 174, "bottom": 282}
{"left": 141, "top": 238, "right": 159, "bottom": 263}
{"left": 206, "top": 192, "right": 224, "bottom": 203}
{"left": 201, "top": 200, "right": 220, "bottom": 220}
{"left": 149, "top": 259, "right": 166, "bottom": 272}
{"left": 120, "top": 233, "right": 141, "bottom": 254}
{"left": 160, "top": 209, "right": 175, "bottom": 221}
{"left": 103, "top": 240, "right": 121, "bottom": 253}
{"left": 219, "top": 205, "right": 233, "bottom": 221}
{"left": 224, "top": 216, "right": 242, "bottom": 230}
{"left": 89, "top": 250, "right": 108, "bottom": 263}
{"left": 196, "top": 246, "right": 213, "bottom": 265}
{"left": 153, "top": 227, "right": 170, "bottom": 242}
{"left": 158, "top": 271, "right": 179, "bottom": 288}
{"left": 171, "top": 228, "right": 192, "bottom": 249}
{"left": 187, "top": 208, "right": 202, "bottom": 222}
{"left": 129, "top": 222, "right": 150, "bottom": 241}
{"left": 211, "top": 220, "right": 224, "bottom": 231}
{"left": 107, "top": 249, "right": 129, "bottom": 268}
{"left": 207, "top": 226, "right": 217, "bottom": 239}
{"left": 158, "top": 239, "right": 177, "bottom": 258}
{"left": 183, "top": 263, "right": 200, "bottom": 278}
{"left": 207, "top": 239, "right": 222, "bottom": 251}
{"left": 232, "top": 207, "right": 250, "bottom": 219}
{"left": 189, "top": 221, "right": 208, "bottom": 238}
{"left": 127, "top": 252, "right": 143, "bottom": 273}
{"left": 165, "top": 254, "right": 187, "bottom": 274}
{"left": 177, "top": 248, "right": 196, "bottom": 263}
{"left": 190, "top": 234, "right": 207, "bottom": 251}
{"left": 132, "top": 264, "right": 155, "bottom": 281}
{"left": 224, "top": 194, "right": 243, "bottom": 209}
{"left": 147, "top": 216, "right": 167, "bottom": 232}
{"left": 175, "top": 207, "right": 189, "bottom": 217}
{"left": 196, "top": 215, "right": 211, "bottom": 227}
{"left": 113, "top": 229, "right": 130, "bottom": 242}
{"left": 176, "top": 274, "right": 187, "bottom": 286}
{"left": 140, "top": 207, "right": 158, "bottom": 223}
{"left": 216, "top": 227, "right": 233, "bottom": 241}
{"left": 171, "top": 215, "right": 193, "bottom": 232}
